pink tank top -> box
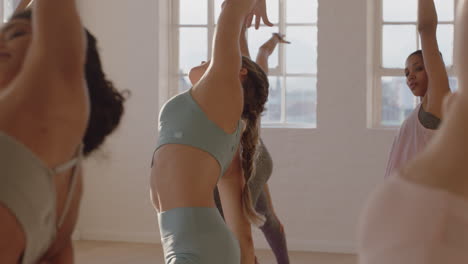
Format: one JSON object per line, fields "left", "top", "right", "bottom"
{"left": 385, "top": 104, "right": 436, "bottom": 178}
{"left": 358, "top": 175, "right": 468, "bottom": 264}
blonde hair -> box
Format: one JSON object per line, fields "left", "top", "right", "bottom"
{"left": 240, "top": 56, "right": 269, "bottom": 226}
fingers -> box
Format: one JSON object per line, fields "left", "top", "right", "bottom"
{"left": 245, "top": 13, "right": 254, "bottom": 28}
{"left": 262, "top": 13, "right": 274, "bottom": 27}
{"left": 273, "top": 33, "right": 291, "bottom": 44}
{"left": 255, "top": 15, "right": 261, "bottom": 29}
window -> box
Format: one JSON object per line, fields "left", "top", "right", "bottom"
{"left": 2, "top": 0, "right": 19, "bottom": 22}
{"left": 171, "top": 0, "right": 318, "bottom": 127}
{"left": 371, "top": 0, "right": 458, "bottom": 128}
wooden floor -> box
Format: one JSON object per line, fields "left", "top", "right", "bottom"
{"left": 74, "top": 240, "right": 357, "bottom": 264}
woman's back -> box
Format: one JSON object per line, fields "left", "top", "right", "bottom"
{"left": 152, "top": 89, "right": 243, "bottom": 212}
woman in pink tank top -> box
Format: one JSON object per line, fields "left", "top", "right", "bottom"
{"left": 358, "top": 0, "right": 468, "bottom": 262}
{"left": 384, "top": 0, "right": 452, "bottom": 178}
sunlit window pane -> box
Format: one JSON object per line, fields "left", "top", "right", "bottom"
{"left": 436, "top": 24, "right": 454, "bottom": 66}
{"left": 3, "top": 0, "right": 19, "bottom": 21}
{"left": 434, "top": 0, "right": 454, "bottom": 21}
{"left": 383, "top": 0, "right": 417, "bottom": 22}
{"left": 381, "top": 77, "right": 417, "bottom": 127}
{"left": 214, "top": 0, "right": 223, "bottom": 22}
{"left": 287, "top": 0, "right": 318, "bottom": 23}
{"left": 449, "top": 77, "right": 458, "bottom": 92}
{"left": 383, "top": 25, "right": 417, "bottom": 68}
{"left": 176, "top": 0, "right": 318, "bottom": 127}
{"left": 286, "top": 77, "right": 317, "bottom": 126}
{"left": 379, "top": 0, "right": 456, "bottom": 127}
{"left": 179, "top": 28, "right": 208, "bottom": 74}
{"left": 262, "top": 76, "right": 283, "bottom": 123}
{"left": 180, "top": 0, "right": 207, "bottom": 25}
{"left": 178, "top": 75, "right": 191, "bottom": 93}
{"left": 266, "top": 0, "right": 280, "bottom": 24}
{"left": 417, "top": 25, "right": 454, "bottom": 66}
{"left": 248, "top": 27, "right": 280, "bottom": 69}
{"left": 286, "top": 26, "right": 317, "bottom": 74}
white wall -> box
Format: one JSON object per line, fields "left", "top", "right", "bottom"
{"left": 76, "top": 0, "right": 398, "bottom": 254}
{"left": 76, "top": 0, "right": 161, "bottom": 243}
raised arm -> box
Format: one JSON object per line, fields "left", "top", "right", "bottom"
{"left": 218, "top": 151, "right": 256, "bottom": 264}
{"left": 256, "top": 33, "right": 290, "bottom": 73}
{"left": 401, "top": 0, "right": 468, "bottom": 201}
{"left": 418, "top": 0, "right": 451, "bottom": 118}
{"left": 25, "top": 0, "right": 85, "bottom": 81}
{"left": 210, "top": 0, "right": 255, "bottom": 79}
{"left": 0, "top": 0, "right": 87, "bottom": 167}
{"left": 240, "top": 23, "right": 251, "bottom": 59}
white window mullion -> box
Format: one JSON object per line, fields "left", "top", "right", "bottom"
{"left": 279, "top": 0, "right": 287, "bottom": 123}
{"left": 285, "top": 73, "right": 317, "bottom": 78}
{"left": 208, "top": 0, "right": 215, "bottom": 59}
{"left": 1, "top": 0, "right": 4, "bottom": 22}
{"left": 2, "top": 0, "right": 16, "bottom": 22}
{"left": 373, "top": 0, "right": 383, "bottom": 127}
{"left": 177, "top": 25, "right": 209, "bottom": 28}
{"left": 285, "top": 23, "right": 317, "bottom": 27}
{"left": 383, "top": 22, "right": 452, "bottom": 25}
{"left": 171, "top": 0, "right": 180, "bottom": 97}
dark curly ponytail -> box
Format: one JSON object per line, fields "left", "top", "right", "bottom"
{"left": 82, "top": 31, "right": 128, "bottom": 156}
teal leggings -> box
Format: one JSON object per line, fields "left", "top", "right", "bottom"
{"left": 158, "top": 207, "right": 240, "bottom": 264}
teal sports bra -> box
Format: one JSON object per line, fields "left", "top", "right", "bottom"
{"left": 156, "top": 89, "right": 243, "bottom": 178}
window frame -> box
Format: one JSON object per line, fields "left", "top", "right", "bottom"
{"left": 1, "top": 0, "right": 19, "bottom": 22}
{"left": 169, "top": 0, "right": 318, "bottom": 128}
{"left": 370, "top": 0, "right": 457, "bottom": 128}
{"left": 1, "top": 0, "right": 6, "bottom": 22}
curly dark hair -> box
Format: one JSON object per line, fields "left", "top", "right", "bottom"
{"left": 82, "top": 30, "right": 127, "bottom": 156}
{"left": 11, "top": 9, "right": 127, "bottom": 156}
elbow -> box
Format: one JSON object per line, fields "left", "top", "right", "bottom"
{"left": 257, "top": 47, "right": 271, "bottom": 58}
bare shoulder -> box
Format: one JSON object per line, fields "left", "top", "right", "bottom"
{"left": 191, "top": 75, "right": 243, "bottom": 133}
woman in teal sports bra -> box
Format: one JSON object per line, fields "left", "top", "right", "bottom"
{"left": 0, "top": 1, "right": 126, "bottom": 263}
{"left": 150, "top": 0, "right": 272, "bottom": 263}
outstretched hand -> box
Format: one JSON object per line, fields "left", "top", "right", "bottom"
{"left": 245, "top": 0, "right": 274, "bottom": 29}
{"left": 273, "top": 33, "right": 291, "bottom": 44}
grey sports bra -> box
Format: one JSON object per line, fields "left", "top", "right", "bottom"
{"left": 156, "top": 89, "right": 243, "bottom": 178}
{"left": 0, "top": 132, "right": 82, "bottom": 264}
{"left": 247, "top": 139, "right": 273, "bottom": 205}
